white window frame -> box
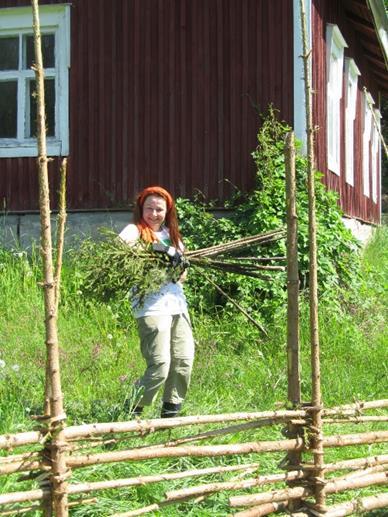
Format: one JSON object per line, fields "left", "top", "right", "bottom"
{"left": 362, "top": 91, "right": 374, "bottom": 198}
{"left": 344, "top": 58, "right": 360, "bottom": 187}
{"left": 326, "top": 24, "right": 347, "bottom": 175}
{"left": 0, "top": 5, "right": 70, "bottom": 158}
{"left": 371, "top": 108, "right": 381, "bottom": 204}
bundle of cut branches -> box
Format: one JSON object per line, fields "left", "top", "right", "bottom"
{"left": 76, "top": 228, "right": 286, "bottom": 306}
{"left": 76, "top": 229, "right": 181, "bottom": 306}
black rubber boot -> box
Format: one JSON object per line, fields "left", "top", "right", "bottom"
{"left": 161, "top": 402, "right": 181, "bottom": 418}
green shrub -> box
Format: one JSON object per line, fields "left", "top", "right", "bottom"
{"left": 177, "top": 108, "right": 360, "bottom": 320}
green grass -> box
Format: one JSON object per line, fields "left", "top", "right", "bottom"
{"left": 0, "top": 228, "right": 387, "bottom": 515}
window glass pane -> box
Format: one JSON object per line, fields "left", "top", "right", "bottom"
{"left": 29, "top": 78, "right": 55, "bottom": 137}
{"left": 0, "top": 81, "right": 17, "bottom": 138}
{"left": 0, "top": 37, "right": 19, "bottom": 70}
{"left": 25, "top": 34, "right": 55, "bottom": 69}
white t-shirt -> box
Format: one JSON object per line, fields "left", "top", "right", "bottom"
{"left": 119, "top": 224, "right": 189, "bottom": 318}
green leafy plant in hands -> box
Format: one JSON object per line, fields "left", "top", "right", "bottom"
{"left": 75, "top": 229, "right": 185, "bottom": 306}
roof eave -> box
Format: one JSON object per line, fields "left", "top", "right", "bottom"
{"left": 367, "top": 0, "right": 388, "bottom": 69}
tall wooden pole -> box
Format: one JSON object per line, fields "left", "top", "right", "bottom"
{"left": 31, "top": 1, "right": 69, "bottom": 515}
{"left": 299, "top": 0, "right": 325, "bottom": 512}
{"left": 285, "top": 131, "right": 302, "bottom": 512}
{"left": 285, "top": 131, "right": 300, "bottom": 406}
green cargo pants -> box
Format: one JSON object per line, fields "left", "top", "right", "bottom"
{"left": 136, "top": 313, "right": 195, "bottom": 406}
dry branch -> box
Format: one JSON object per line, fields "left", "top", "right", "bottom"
{"left": 2, "top": 430, "right": 387, "bottom": 476}
{"left": 336, "top": 463, "right": 388, "bottom": 481}
{"left": 324, "top": 492, "right": 388, "bottom": 517}
{"left": 165, "top": 470, "right": 306, "bottom": 501}
{"left": 0, "top": 498, "right": 96, "bottom": 515}
{"left": 66, "top": 430, "right": 388, "bottom": 470}
{"left": 303, "top": 453, "right": 388, "bottom": 473}
{"left": 229, "top": 471, "right": 388, "bottom": 507}
{"left": 322, "top": 415, "right": 388, "bottom": 424}
{"left": 0, "top": 505, "right": 42, "bottom": 516}
{"left": 65, "top": 411, "right": 305, "bottom": 440}
{"left": 0, "top": 464, "right": 259, "bottom": 506}
{"left": 233, "top": 501, "right": 288, "bottom": 517}
{"left": 110, "top": 469, "right": 256, "bottom": 516}
{"left": 110, "top": 503, "right": 161, "bottom": 516}
{"left": 54, "top": 157, "right": 68, "bottom": 312}
{"left": 230, "top": 485, "right": 307, "bottom": 509}
{"left": 186, "top": 229, "right": 285, "bottom": 258}
{"left": 62, "top": 410, "right": 306, "bottom": 441}
{"left": 202, "top": 272, "right": 268, "bottom": 334}
{"left": 66, "top": 438, "right": 303, "bottom": 469}
{"left": 327, "top": 399, "right": 388, "bottom": 413}
{"left": 142, "top": 418, "right": 295, "bottom": 450}
{"left": 0, "top": 431, "right": 43, "bottom": 451}
{"left": 44, "top": 157, "right": 67, "bottom": 417}
{"left": 0, "top": 452, "right": 40, "bottom": 465}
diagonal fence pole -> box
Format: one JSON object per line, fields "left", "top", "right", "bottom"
{"left": 31, "top": 1, "right": 69, "bottom": 515}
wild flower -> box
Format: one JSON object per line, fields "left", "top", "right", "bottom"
{"left": 0, "top": 359, "right": 6, "bottom": 368}
{"left": 107, "top": 334, "right": 113, "bottom": 340}
{"left": 13, "top": 251, "right": 26, "bottom": 259}
{"left": 12, "top": 364, "right": 20, "bottom": 372}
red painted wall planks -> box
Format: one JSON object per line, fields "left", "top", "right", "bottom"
{"left": 312, "top": 0, "right": 381, "bottom": 224}
{"left": 0, "top": 0, "right": 293, "bottom": 211}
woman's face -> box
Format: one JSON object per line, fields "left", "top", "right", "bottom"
{"left": 142, "top": 195, "right": 167, "bottom": 231}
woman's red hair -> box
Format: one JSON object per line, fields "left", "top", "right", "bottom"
{"left": 133, "top": 186, "right": 182, "bottom": 248}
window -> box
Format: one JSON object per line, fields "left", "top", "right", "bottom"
{"left": 362, "top": 91, "right": 374, "bottom": 198}
{"left": 344, "top": 58, "right": 360, "bottom": 187}
{"left": 326, "top": 24, "right": 347, "bottom": 175}
{"left": 371, "top": 109, "right": 381, "bottom": 203}
{"left": 0, "top": 5, "right": 70, "bottom": 157}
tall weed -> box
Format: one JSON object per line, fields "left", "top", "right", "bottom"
{"left": 0, "top": 226, "right": 387, "bottom": 515}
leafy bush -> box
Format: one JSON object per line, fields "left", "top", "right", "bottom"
{"left": 177, "top": 108, "right": 360, "bottom": 320}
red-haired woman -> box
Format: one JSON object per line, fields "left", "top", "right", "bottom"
{"left": 119, "top": 186, "right": 194, "bottom": 418}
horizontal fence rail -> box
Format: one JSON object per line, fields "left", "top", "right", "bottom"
{"left": 0, "top": 400, "right": 387, "bottom": 515}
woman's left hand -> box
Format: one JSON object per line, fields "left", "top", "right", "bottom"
{"left": 179, "top": 269, "right": 188, "bottom": 283}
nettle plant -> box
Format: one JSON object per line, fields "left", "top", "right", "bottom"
{"left": 177, "top": 109, "right": 360, "bottom": 320}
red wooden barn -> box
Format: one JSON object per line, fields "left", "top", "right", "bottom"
{"left": 0, "top": 0, "right": 387, "bottom": 227}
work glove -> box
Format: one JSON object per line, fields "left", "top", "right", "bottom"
{"left": 152, "top": 242, "right": 189, "bottom": 268}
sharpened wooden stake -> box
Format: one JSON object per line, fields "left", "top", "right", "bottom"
{"left": 31, "top": 1, "right": 69, "bottom": 515}
{"left": 285, "top": 130, "right": 302, "bottom": 512}
{"left": 299, "top": 0, "right": 325, "bottom": 512}
{"left": 285, "top": 131, "right": 300, "bottom": 407}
